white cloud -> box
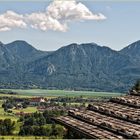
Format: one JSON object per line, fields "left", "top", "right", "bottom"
{"left": 47, "top": 0, "right": 106, "bottom": 21}
{"left": 0, "top": 27, "right": 10, "bottom": 32}
{"left": 0, "top": 0, "right": 106, "bottom": 32}
{"left": 0, "top": 10, "right": 26, "bottom": 31}
{"left": 26, "top": 13, "right": 68, "bottom": 32}
{"left": 27, "top": 0, "right": 106, "bottom": 32}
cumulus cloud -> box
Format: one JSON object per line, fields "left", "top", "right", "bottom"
{"left": 47, "top": 0, "right": 106, "bottom": 21}
{"left": 0, "top": 0, "right": 106, "bottom": 32}
{"left": 26, "top": 13, "right": 68, "bottom": 32}
{"left": 27, "top": 0, "right": 106, "bottom": 32}
{"left": 0, "top": 10, "right": 26, "bottom": 31}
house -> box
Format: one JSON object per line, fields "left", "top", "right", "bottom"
{"left": 15, "top": 111, "right": 32, "bottom": 116}
{"left": 15, "top": 103, "right": 23, "bottom": 109}
{"left": 29, "top": 97, "right": 46, "bottom": 106}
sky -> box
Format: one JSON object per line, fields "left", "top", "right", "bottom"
{"left": 0, "top": 1, "right": 140, "bottom": 51}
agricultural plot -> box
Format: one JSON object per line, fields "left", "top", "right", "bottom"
{"left": 0, "top": 89, "right": 123, "bottom": 97}
{"left": 0, "top": 136, "right": 49, "bottom": 140}
{"left": 12, "top": 107, "right": 38, "bottom": 114}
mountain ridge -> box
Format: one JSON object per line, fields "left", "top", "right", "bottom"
{"left": 0, "top": 40, "right": 140, "bottom": 92}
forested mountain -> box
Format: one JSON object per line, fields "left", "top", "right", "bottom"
{"left": 0, "top": 40, "right": 140, "bottom": 92}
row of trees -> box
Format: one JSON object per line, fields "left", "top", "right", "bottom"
{"left": 19, "top": 110, "right": 65, "bottom": 125}
{"left": 19, "top": 124, "right": 65, "bottom": 137}
{"left": 18, "top": 111, "right": 66, "bottom": 138}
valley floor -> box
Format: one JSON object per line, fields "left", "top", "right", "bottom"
{"left": 0, "top": 89, "right": 122, "bottom": 97}
{"left": 0, "top": 89, "right": 123, "bottom": 139}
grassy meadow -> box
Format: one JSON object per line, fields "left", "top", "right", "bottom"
{"left": 0, "top": 89, "right": 123, "bottom": 98}
{"left": 0, "top": 136, "right": 49, "bottom": 140}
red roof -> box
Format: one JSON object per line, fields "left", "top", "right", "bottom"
{"left": 30, "top": 97, "right": 44, "bottom": 102}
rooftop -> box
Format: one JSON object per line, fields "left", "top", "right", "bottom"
{"left": 54, "top": 92, "right": 140, "bottom": 139}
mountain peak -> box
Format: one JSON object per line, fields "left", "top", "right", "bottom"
{"left": 10, "top": 40, "right": 32, "bottom": 46}
{"left": 81, "top": 42, "right": 98, "bottom": 46}
{"left": 128, "top": 40, "right": 140, "bottom": 49}
{"left": 65, "top": 42, "right": 99, "bottom": 47}
{"left": 6, "top": 40, "right": 37, "bottom": 51}
{"left": 120, "top": 40, "right": 140, "bottom": 62}
{"left": 67, "top": 43, "right": 79, "bottom": 47}
{"left": 122, "top": 40, "right": 140, "bottom": 51}
{"left": 13, "top": 40, "right": 28, "bottom": 43}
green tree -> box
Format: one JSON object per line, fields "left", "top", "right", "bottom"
{"left": 133, "top": 80, "right": 140, "bottom": 92}
{"left": 0, "top": 119, "right": 15, "bottom": 135}
{"left": 51, "top": 124, "right": 65, "bottom": 137}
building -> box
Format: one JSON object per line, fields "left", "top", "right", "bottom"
{"left": 54, "top": 92, "right": 140, "bottom": 139}
{"left": 29, "top": 97, "right": 46, "bottom": 106}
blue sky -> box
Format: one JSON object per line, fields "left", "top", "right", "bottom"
{"left": 0, "top": 1, "right": 140, "bottom": 51}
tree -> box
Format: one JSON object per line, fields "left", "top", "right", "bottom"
{"left": 133, "top": 80, "right": 140, "bottom": 92}
{"left": 51, "top": 124, "right": 65, "bottom": 137}
{"left": 19, "top": 126, "right": 33, "bottom": 135}
{"left": 38, "top": 117, "right": 46, "bottom": 126}
{"left": 63, "top": 102, "right": 66, "bottom": 107}
{"left": 24, "top": 117, "right": 34, "bottom": 126}
{"left": 0, "top": 119, "right": 15, "bottom": 135}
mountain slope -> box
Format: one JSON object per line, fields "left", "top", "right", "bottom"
{"left": 120, "top": 40, "right": 140, "bottom": 65}
{"left": 0, "top": 41, "right": 50, "bottom": 88}
{"left": 5, "top": 40, "right": 49, "bottom": 63}
{"left": 26, "top": 43, "right": 134, "bottom": 91}
{"left": 0, "top": 40, "right": 140, "bottom": 92}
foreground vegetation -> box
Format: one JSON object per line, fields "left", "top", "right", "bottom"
{"left": 0, "top": 136, "right": 48, "bottom": 140}
{"left": 0, "top": 89, "right": 123, "bottom": 139}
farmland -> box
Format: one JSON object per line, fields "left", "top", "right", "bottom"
{"left": 0, "top": 89, "right": 123, "bottom": 139}
{"left": 0, "top": 136, "right": 49, "bottom": 140}
{"left": 0, "top": 89, "right": 123, "bottom": 123}
{"left": 0, "top": 89, "right": 123, "bottom": 97}
{"left": 0, "top": 89, "right": 123, "bottom": 122}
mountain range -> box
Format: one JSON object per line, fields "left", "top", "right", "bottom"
{"left": 0, "top": 40, "right": 140, "bottom": 92}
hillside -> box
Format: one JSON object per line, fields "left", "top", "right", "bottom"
{"left": 0, "top": 40, "right": 140, "bottom": 92}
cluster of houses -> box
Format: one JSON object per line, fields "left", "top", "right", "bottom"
{"left": 29, "top": 97, "right": 46, "bottom": 106}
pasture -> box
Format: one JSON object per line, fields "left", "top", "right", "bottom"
{"left": 0, "top": 136, "right": 49, "bottom": 140}
{"left": 0, "top": 89, "right": 123, "bottom": 98}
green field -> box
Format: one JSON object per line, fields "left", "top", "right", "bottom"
{"left": 13, "top": 107, "right": 38, "bottom": 114}
{"left": 0, "top": 100, "right": 37, "bottom": 121}
{"left": 0, "top": 100, "right": 18, "bottom": 121}
{"left": 0, "top": 136, "right": 49, "bottom": 140}
{"left": 0, "top": 89, "right": 123, "bottom": 97}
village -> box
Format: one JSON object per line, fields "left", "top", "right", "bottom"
{"left": 0, "top": 92, "right": 111, "bottom": 138}
{"left": 0, "top": 94, "right": 103, "bottom": 117}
